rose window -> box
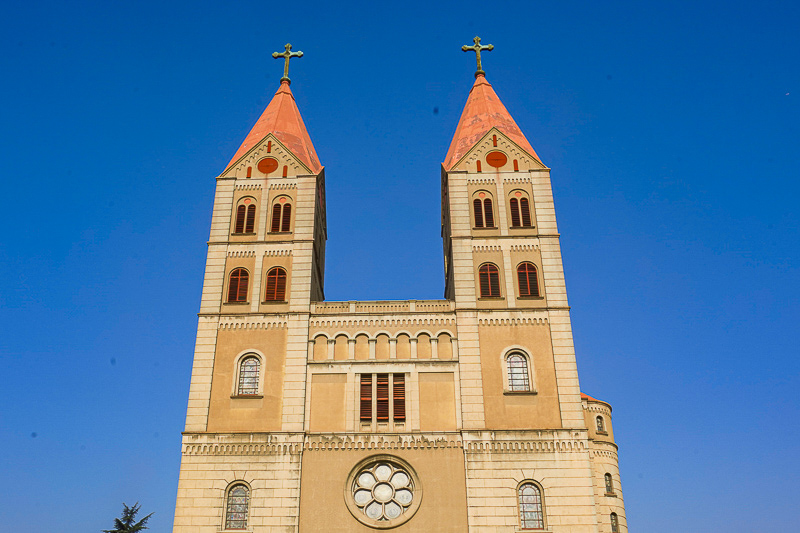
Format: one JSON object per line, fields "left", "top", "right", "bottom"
{"left": 345, "top": 457, "right": 421, "bottom": 527}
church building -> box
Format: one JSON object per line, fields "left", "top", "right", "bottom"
{"left": 172, "top": 39, "right": 628, "bottom": 533}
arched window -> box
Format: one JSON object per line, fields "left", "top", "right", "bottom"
{"left": 233, "top": 200, "right": 256, "bottom": 234}
{"left": 596, "top": 415, "right": 606, "bottom": 433}
{"left": 507, "top": 353, "right": 531, "bottom": 391}
{"left": 237, "top": 356, "right": 260, "bottom": 396}
{"left": 225, "top": 484, "right": 250, "bottom": 530}
{"left": 478, "top": 263, "right": 501, "bottom": 297}
{"left": 518, "top": 482, "right": 544, "bottom": 529}
{"left": 604, "top": 473, "right": 614, "bottom": 494}
{"left": 270, "top": 197, "right": 292, "bottom": 232}
{"left": 264, "top": 267, "right": 287, "bottom": 301}
{"left": 610, "top": 512, "right": 619, "bottom": 532}
{"left": 227, "top": 268, "right": 249, "bottom": 303}
{"left": 517, "top": 262, "right": 540, "bottom": 297}
{"left": 473, "top": 195, "right": 495, "bottom": 228}
{"left": 509, "top": 194, "right": 533, "bottom": 227}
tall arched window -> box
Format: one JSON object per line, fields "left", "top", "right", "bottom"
{"left": 473, "top": 195, "right": 495, "bottom": 228}
{"left": 270, "top": 198, "right": 292, "bottom": 232}
{"left": 225, "top": 484, "right": 250, "bottom": 530}
{"left": 604, "top": 473, "right": 614, "bottom": 494}
{"left": 264, "top": 267, "right": 287, "bottom": 301}
{"left": 478, "top": 263, "right": 501, "bottom": 297}
{"left": 227, "top": 268, "right": 249, "bottom": 303}
{"left": 596, "top": 415, "right": 606, "bottom": 433}
{"left": 610, "top": 512, "right": 619, "bottom": 532}
{"left": 507, "top": 353, "right": 531, "bottom": 391}
{"left": 233, "top": 200, "right": 256, "bottom": 234}
{"left": 509, "top": 194, "right": 533, "bottom": 227}
{"left": 517, "top": 262, "right": 540, "bottom": 297}
{"left": 518, "top": 482, "right": 544, "bottom": 529}
{"left": 237, "top": 356, "right": 260, "bottom": 396}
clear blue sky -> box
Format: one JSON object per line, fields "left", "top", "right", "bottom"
{"left": 1, "top": 1, "right": 798, "bottom": 531}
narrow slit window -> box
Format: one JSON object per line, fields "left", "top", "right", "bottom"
{"left": 270, "top": 203, "right": 282, "bottom": 232}
{"left": 604, "top": 473, "right": 614, "bottom": 494}
{"left": 479, "top": 263, "right": 501, "bottom": 298}
{"left": 264, "top": 267, "right": 287, "bottom": 301}
{"left": 376, "top": 373, "right": 389, "bottom": 421}
{"left": 483, "top": 198, "right": 494, "bottom": 227}
{"left": 473, "top": 198, "right": 484, "bottom": 228}
{"left": 597, "top": 416, "right": 606, "bottom": 433}
{"left": 281, "top": 203, "right": 292, "bottom": 232}
{"left": 520, "top": 197, "right": 532, "bottom": 226}
{"left": 393, "top": 374, "right": 405, "bottom": 422}
{"left": 238, "top": 357, "right": 260, "bottom": 395}
{"left": 227, "top": 268, "right": 249, "bottom": 303}
{"left": 518, "top": 483, "right": 544, "bottom": 529}
{"left": 245, "top": 204, "right": 256, "bottom": 233}
{"left": 360, "top": 374, "right": 372, "bottom": 421}
{"left": 234, "top": 205, "right": 246, "bottom": 234}
{"left": 225, "top": 484, "right": 250, "bottom": 530}
{"left": 510, "top": 198, "right": 521, "bottom": 227}
{"left": 611, "top": 513, "right": 619, "bottom": 532}
{"left": 517, "top": 262, "right": 540, "bottom": 297}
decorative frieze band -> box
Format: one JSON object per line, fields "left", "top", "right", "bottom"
{"left": 218, "top": 319, "right": 289, "bottom": 330}
{"left": 473, "top": 245, "right": 502, "bottom": 253}
{"left": 477, "top": 317, "right": 548, "bottom": 326}
{"left": 509, "top": 244, "right": 541, "bottom": 252}
{"left": 503, "top": 177, "right": 533, "bottom": 185}
{"left": 310, "top": 317, "right": 456, "bottom": 328}
{"left": 235, "top": 184, "right": 262, "bottom": 191}
{"left": 263, "top": 249, "right": 292, "bottom": 257}
{"left": 466, "top": 177, "right": 497, "bottom": 185}
{"left": 464, "top": 439, "right": 586, "bottom": 453}
{"left": 268, "top": 183, "right": 297, "bottom": 190}
{"left": 228, "top": 250, "right": 256, "bottom": 258}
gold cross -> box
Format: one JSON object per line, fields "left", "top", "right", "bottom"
{"left": 462, "top": 36, "right": 494, "bottom": 77}
{"left": 272, "top": 43, "right": 304, "bottom": 84}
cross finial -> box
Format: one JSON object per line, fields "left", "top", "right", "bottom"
{"left": 461, "top": 36, "right": 494, "bottom": 78}
{"left": 272, "top": 43, "right": 304, "bottom": 85}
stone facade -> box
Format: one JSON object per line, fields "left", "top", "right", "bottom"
{"left": 172, "top": 73, "right": 627, "bottom": 532}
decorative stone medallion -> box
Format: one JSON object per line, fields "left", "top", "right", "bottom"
{"left": 344, "top": 455, "right": 422, "bottom": 528}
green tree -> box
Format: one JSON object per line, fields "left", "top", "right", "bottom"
{"left": 103, "top": 502, "right": 153, "bottom": 533}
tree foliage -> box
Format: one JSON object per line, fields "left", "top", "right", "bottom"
{"left": 103, "top": 502, "right": 153, "bottom": 533}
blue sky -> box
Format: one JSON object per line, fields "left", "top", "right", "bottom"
{"left": 1, "top": 0, "right": 798, "bottom": 531}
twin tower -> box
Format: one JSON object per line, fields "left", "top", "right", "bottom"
{"left": 172, "top": 41, "right": 628, "bottom": 533}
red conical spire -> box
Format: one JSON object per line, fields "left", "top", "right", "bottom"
{"left": 226, "top": 80, "right": 321, "bottom": 173}
{"left": 444, "top": 74, "right": 540, "bottom": 170}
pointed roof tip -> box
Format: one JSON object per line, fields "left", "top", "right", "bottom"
{"left": 443, "top": 74, "right": 542, "bottom": 170}
{"left": 225, "top": 80, "right": 322, "bottom": 174}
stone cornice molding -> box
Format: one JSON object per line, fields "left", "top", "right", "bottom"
{"left": 227, "top": 250, "right": 256, "bottom": 258}
{"left": 235, "top": 183, "right": 262, "bottom": 191}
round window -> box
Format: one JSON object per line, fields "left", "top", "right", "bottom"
{"left": 344, "top": 455, "right": 422, "bottom": 528}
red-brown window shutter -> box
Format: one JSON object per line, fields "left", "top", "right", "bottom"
{"left": 473, "top": 199, "right": 484, "bottom": 228}
{"left": 245, "top": 204, "right": 256, "bottom": 233}
{"left": 376, "top": 374, "right": 389, "bottom": 421}
{"left": 520, "top": 197, "right": 532, "bottom": 227}
{"left": 483, "top": 198, "right": 495, "bottom": 227}
{"left": 264, "top": 267, "right": 287, "bottom": 301}
{"left": 228, "top": 268, "right": 249, "bottom": 302}
{"left": 281, "top": 203, "right": 292, "bottom": 232}
{"left": 517, "top": 262, "right": 539, "bottom": 297}
{"left": 271, "top": 204, "right": 282, "bottom": 232}
{"left": 479, "top": 264, "right": 500, "bottom": 297}
{"left": 510, "top": 198, "right": 521, "bottom": 227}
{"left": 360, "top": 374, "right": 372, "bottom": 421}
{"left": 393, "top": 374, "right": 405, "bottom": 422}
{"left": 234, "top": 205, "right": 246, "bottom": 234}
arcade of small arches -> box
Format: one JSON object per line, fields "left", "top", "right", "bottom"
{"left": 308, "top": 331, "right": 457, "bottom": 362}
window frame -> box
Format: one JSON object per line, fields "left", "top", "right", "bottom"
{"left": 596, "top": 415, "right": 607, "bottom": 434}
{"left": 263, "top": 266, "right": 288, "bottom": 302}
{"left": 233, "top": 353, "right": 263, "bottom": 398}
{"left": 610, "top": 512, "right": 619, "bottom": 533}
{"left": 359, "top": 373, "right": 407, "bottom": 429}
{"left": 516, "top": 480, "right": 546, "bottom": 530}
{"left": 223, "top": 482, "right": 251, "bottom": 530}
{"left": 232, "top": 197, "right": 258, "bottom": 235}
{"left": 269, "top": 195, "right": 293, "bottom": 233}
{"left": 604, "top": 473, "right": 615, "bottom": 496}
{"left": 517, "top": 262, "right": 541, "bottom": 299}
{"left": 501, "top": 347, "right": 537, "bottom": 394}
{"left": 226, "top": 268, "right": 250, "bottom": 304}
{"left": 472, "top": 192, "right": 496, "bottom": 229}
{"left": 478, "top": 263, "right": 502, "bottom": 298}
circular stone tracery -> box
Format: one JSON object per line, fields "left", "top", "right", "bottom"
{"left": 346, "top": 456, "right": 421, "bottom": 528}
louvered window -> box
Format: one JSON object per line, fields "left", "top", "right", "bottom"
{"left": 225, "top": 484, "right": 250, "bottom": 530}
{"left": 234, "top": 205, "right": 247, "bottom": 234}
{"left": 393, "top": 374, "right": 405, "bottom": 421}
{"left": 227, "top": 268, "right": 249, "bottom": 303}
{"left": 360, "top": 374, "right": 372, "bottom": 421}
{"left": 360, "top": 373, "right": 406, "bottom": 424}
{"left": 376, "top": 373, "right": 390, "bottom": 421}
{"left": 479, "top": 263, "right": 501, "bottom": 298}
{"left": 510, "top": 198, "right": 521, "bottom": 227}
{"left": 517, "top": 262, "right": 540, "bottom": 297}
{"left": 483, "top": 198, "right": 494, "bottom": 227}
{"left": 270, "top": 203, "right": 282, "bottom": 232}
{"left": 520, "top": 197, "right": 532, "bottom": 226}
{"left": 281, "top": 203, "right": 292, "bottom": 232}
{"left": 518, "top": 483, "right": 544, "bottom": 529}
{"left": 245, "top": 204, "right": 256, "bottom": 233}
{"left": 507, "top": 353, "right": 530, "bottom": 391}
{"left": 238, "top": 357, "right": 260, "bottom": 395}
{"left": 473, "top": 199, "right": 484, "bottom": 228}
{"left": 264, "top": 267, "right": 287, "bottom": 301}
